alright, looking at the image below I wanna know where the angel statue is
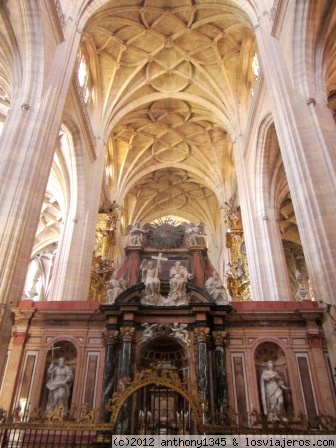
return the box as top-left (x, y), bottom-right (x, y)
top-left (140, 323), bottom-right (158, 344)
top-left (125, 221), bottom-right (146, 246)
top-left (170, 323), bottom-right (190, 346)
top-left (184, 222), bottom-right (207, 246)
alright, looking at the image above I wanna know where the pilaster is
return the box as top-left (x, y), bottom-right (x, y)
top-left (194, 327), bottom-right (210, 405)
top-left (100, 329), bottom-right (119, 422)
top-left (212, 331), bottom-right (229, 412)
top-left (0, 306), bottom-right (35, 411)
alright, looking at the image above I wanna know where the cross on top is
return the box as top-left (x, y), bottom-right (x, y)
top-left (151, 252), bottom-right (168, 263)
top-left (151, 253), bottom-right (168, 278)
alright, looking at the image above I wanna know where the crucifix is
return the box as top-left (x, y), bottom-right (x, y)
top-left (46, 344), bottom-right (61, 362)
top-left (151, 252), bottom-right (168, 278)
top-left (46, 345), bottom-right (61, 382)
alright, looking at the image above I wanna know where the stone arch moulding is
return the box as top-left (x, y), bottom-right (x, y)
top-left (254, 114), bottom-right (279, 218)
top-left (250, 336), bottom-right (290, 360)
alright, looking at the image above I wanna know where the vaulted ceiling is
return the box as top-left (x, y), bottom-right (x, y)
top-left (81, 0), bottom-right (258, 238)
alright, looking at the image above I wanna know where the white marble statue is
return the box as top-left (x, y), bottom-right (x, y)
top-left (167, 261), bottom-right (193, 305)
top-left (205, 271), bottom-right (229, 304)
top-left (139, 258), bottom-right (163, 305)
top-left (46, 357), bottom-right (73, 417)
top-left (106, 272), bottom-right (127, 304)
top-left (170, 323), bottom-right (190, 346)
top-left (260, 360), bottom-right (289, 422)
top-left (127, 220), bottom-right (146, 245)
top-left (140, 323), bottom-right (158, 344)
top-left (184, 222), bottom-right (207, 246)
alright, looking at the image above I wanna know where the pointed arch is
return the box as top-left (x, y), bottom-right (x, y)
top-left (254, 114), bottom-right (286, 220)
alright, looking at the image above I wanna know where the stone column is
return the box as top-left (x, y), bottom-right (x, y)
top-left (232, 136), bottom-right (292, 302)
top-left (212, 331), bottom-right (229, 413)
top-left (100, 329), bottom-right (119, 422)
top-left (254, 10), bottom-right (336, 362)
top-left (47, 139), bottom-right (107, 302)
top-left (115, 327), bottom-right (135, 433)
top-left (0, 11), bottom-right (81, 368)
top-left (194, 326), bottom-right (210, 423)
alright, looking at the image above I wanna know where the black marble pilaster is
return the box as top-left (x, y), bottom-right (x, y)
top-left (215, 345), bottom-right (229, 411)
top-left (100, 331), bottom-right (119, 422)
top-left (119, 341), bottom-right (132, 380)
top-left (198, 341), bottom-right (208, 400)
top-left (115, 327), bottom-right (134, 434)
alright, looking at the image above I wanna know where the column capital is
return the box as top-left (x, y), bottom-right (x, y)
top-left (102, 329), bottom-right (119, 346)
top-left (194, 327), bottom-right (210, 342)
top-left (120, 326), bottom-right (135, 342)
top-left (212, 331), bottom-right (227, 346)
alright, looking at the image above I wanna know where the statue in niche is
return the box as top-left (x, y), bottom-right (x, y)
top-left (167, 261), bottom-right (193, 305)
top-left (184, 222), bottom-right (207, 246)
top-left (46, 357), bottom-right (73, 418)
top-left (260, 360), bottom-right (289, 422)
top-left (126, 220), bottom-right (146, 246)
top-left (140, 259), bottom-right (162, 305)
top-left (106, 272), bottom-right (127, 304)
top-left (170, 323), bottom-right (190, 346)
top-left (205, 271), bottom-right (229, 304)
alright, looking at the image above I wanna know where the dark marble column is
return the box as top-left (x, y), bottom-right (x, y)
top-left (194, 326), bottom-right (210, 423)
top-left (100, 329), bottom-right (119, 422)
top-left (213, 331), bottom-right (229, 413)
top-left (115, 326), bottom-right (135, 433)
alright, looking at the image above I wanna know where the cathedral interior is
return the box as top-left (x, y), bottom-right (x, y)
top-left (0, 0), bottom-right (336, 442)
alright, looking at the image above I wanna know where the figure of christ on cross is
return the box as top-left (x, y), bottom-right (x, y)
top-left (140, 253), bottom-right (168, 298)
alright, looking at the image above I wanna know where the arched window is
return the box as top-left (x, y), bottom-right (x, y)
top-left (78, 54), bottom-right (87, 87)
top-left (24, 257), bottom-right (42, 300)
top-left (252, 52), bottom-right (260, 79)
top-left (77, 53), bottom-right (91, 103)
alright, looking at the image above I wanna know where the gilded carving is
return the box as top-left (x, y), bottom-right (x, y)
top-left (194, 327), bottom-right (210, 342)
top-left (224, 207), bottom-right (251, 301)
top-left (212, 331), bottom-right (227, 346)
top-left (120, 327), bottom-right (135, 342)
top-left (102, 329), bottom-right (119, 345)
top-left (105, 369), bottom-right (205, 432)
top-left (78, 403), bottom-right (95, 424)
top-left (47, 405), bottom-right (65, 424)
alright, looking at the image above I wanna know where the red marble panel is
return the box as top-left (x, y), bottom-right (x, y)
top-left (297, 356), bottom-right (318, 423)
top-left (83, 355), bottom-right (98, 409)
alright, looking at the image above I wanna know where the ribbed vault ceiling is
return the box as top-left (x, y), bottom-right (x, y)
top-left (82, 0), bottom-right (257, 231)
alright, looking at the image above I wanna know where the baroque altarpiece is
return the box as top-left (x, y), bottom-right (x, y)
top-left (2, 219), bottom-right (335, 435)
